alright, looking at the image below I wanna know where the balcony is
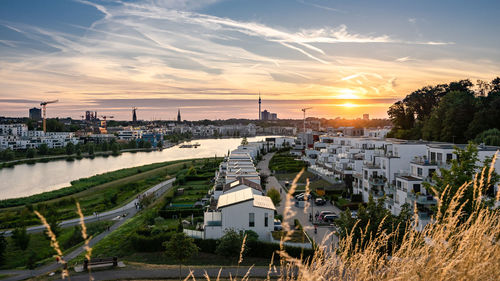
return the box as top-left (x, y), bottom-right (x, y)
top-left (407, 193), bottom-right (437, 205)
top-left (369, 176), bottom-right (386, 186)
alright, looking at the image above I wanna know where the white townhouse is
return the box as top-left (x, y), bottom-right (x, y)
top-left (203, 188), bottom-right (275, 240)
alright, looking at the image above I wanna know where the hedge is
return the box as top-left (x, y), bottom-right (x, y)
top-left (130, 231), bottom-right (174, 252)
top-left (159, 207), bottom-right (204, 219)
top-left (192, 238), bottom-right (314, 260)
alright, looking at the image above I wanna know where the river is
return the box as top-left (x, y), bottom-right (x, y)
top-left (0, 136), bottom-right (278, 200)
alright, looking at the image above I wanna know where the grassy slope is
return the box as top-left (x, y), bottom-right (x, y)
top-left (0, 221), bottom-right (112, 270)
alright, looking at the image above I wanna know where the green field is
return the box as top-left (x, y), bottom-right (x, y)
top-left (269, 152), bottom-right (306, 173)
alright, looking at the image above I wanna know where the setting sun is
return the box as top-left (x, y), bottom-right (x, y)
top-left (340, 102), bottom-right (359, 108)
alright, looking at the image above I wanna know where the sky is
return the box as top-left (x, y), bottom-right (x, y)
top-left (0, 0), bottom-right (499, 121)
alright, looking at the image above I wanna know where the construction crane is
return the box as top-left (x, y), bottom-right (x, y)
top-left (301, 107), bottom-right (312, 148)
top-left (99, 115), bottom-right (114, 128)
top-left (301, 107), bottom-right (312, 133)
top-left (40, 99), bottom-right (59, 133)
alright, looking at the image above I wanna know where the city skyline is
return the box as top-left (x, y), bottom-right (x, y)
top-left (1, 0), bottom-right (500, 120)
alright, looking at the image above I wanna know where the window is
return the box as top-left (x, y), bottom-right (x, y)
top-left (437, 153), bottom-right (442, 162)
top-left (417, 168), bottom-right (423, 177)
top-left (446, 153), bottom-right (453, 163)
top-left (431, 152), bottom-right (436, 161)
top-left (264, 213), bottom-right (268, 227)
top-left (249, 213), bottom-right (255, 227)
top-left (413, 184), bottom-right (421, 193)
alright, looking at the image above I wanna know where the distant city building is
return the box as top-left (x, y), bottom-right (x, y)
top-left (132, 108), bottom-right (137, 123)
top-left (363, 114), bottom-right (370, 120)
top-left (261, 110), bottom-right (278, 121)
top-left (29, 107), bottom-right (42, 121)
top-left (177, 109), bottom-right (181, 122)
top-left (258, 93), bottom-right (262, 120)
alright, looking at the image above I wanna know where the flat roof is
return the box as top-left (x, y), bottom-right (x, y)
top-left (217, 188), bottom-right (275, 210)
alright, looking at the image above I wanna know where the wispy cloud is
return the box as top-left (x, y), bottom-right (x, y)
top-left (296, 0), bottom-right (345, 13)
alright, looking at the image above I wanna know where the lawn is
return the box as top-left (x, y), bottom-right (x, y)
top-left (0, 220), bottom-right (112, 270)
top-left (125, 252), bottom-right (271, 266)
top-left (269, 152), bottom-right (306, 173)
top-left (271, 230), bottom-right (309, 243)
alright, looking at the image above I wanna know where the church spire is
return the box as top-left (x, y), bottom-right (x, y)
top-left (258, 91), bottom-right (261, 120)
top-left (177, 109), bottom-right (181, 122)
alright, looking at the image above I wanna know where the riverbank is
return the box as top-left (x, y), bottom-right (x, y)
top-left (0, 147), bottom-right (159, 169)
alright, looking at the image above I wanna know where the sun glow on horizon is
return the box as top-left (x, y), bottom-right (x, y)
top-left (340, 102), bottom-right (359, 108)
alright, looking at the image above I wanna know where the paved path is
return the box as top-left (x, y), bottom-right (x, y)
top-left (0, 178), bottom-right (176, 281)
top-left (54, 266), bottom-right (281, 281)
top-left (257, 153), bottom-right (340, 250)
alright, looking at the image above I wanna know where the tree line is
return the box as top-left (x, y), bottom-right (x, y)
top-left (387, 78), bottom-right (500, 145)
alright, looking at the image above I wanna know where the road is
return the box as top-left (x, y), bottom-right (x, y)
top-left (0, 178), bottom-right (176, 281)
top-left (257, 153), bottom-right (340, 250)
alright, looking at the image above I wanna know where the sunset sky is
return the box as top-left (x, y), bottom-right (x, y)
top-left (1, 0), bottom-right (499, 120)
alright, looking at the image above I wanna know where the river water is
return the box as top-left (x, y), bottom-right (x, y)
top-left (0, 136), bottom-right (277, 200)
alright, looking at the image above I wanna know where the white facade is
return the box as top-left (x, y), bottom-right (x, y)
top-left (204, 188), bottom-right (275, 240)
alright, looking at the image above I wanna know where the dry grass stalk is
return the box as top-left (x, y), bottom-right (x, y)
top-left (75, 201), bottom-right (94, 281)
top-left (34, 211), bottom-right (70, 279)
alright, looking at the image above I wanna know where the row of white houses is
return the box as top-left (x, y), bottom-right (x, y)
top-left (187, 137), bottom-right (294, 241)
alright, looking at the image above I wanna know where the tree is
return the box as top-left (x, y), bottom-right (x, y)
top-left (424, 143), bottom-right (499, 220)
top-left (12, 227), bottom-right (30, 250)
top-left (128, 139), bottom-right (137, 149)
top-left (163, 232), bottom-right (198, 280)
top-left (241, 137), bottom-right (249, 145)
top-left (38, 144), bottom-right (49, 155)
top-left (215, 229), bottom-right (246, 260)
top-left (88, 143), bottom-right (95, 156)
top-left (65, 142), bottom-right (75, 155)
top-left (26, 148), bottom-right (36, 159)
top-left (335, 196), bottom-right (412, 254)
top-left (111, 143), bottom-right (120, 156)
top-left (0, 233), bottom-right (6, 265)
top-left (474, 128), bottom-right (500, 146)
top-left (267, 188), bottom-right (281, 207)
top-left (144, 141), bottom-right (152, 149)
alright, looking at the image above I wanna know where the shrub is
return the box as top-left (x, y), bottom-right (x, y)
top-left (131, 231), bottom-right (174, 252)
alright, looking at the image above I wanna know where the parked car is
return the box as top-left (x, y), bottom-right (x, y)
top-left (274, 219), bottom-right (283, 231)
top-left (295, 193), bottom-right (311, 201)
top-left (323, 214), bottom-right (339, 223)
top-left (351, 210), bottom-right (358, 219)
top-left (318, 210), bottom-right (334, 221)
top-left (315, 198), bottom-right (326, 206)
top-left (294, 193), bottom-right (305, 200)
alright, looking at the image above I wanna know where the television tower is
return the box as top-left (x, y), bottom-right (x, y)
top-left (258, 92), bottom-right (261, 120)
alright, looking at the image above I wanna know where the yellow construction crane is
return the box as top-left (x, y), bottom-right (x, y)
top-left (301, 107), bottom-right (312, 133)
top-left (40, 99), bottom-right (59, 133)
top-left (99, 115), bottom-right (114, 130)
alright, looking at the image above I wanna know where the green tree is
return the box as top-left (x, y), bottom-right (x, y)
top-left (424, 143), bottom-right (499, 220)
top-left (111, 143), bottom-right (120, 156)
top-left (101, 141), bottom-right (109, 151)
top-left (0, 233), bottom-right (6, 265)
top-left (215, 229), bottom-right (246, 260)
top-left (88, 143), bottom-right (95, 156)
top-left (163, 232), bottom-right (199, 280)
top-left (144, 141), bottom-right (152, 149)
top-left (65, 142), bottom-right (75, 155)
top-left (38, 144), bottom-right (49, 155)
top-left (241, 137), bottom-right (249, 145)
top-left (267, 188), bottom-right (281, 207)
top-left (26, 148), bottom-right (36, 159)
top-left (1, 149), bottom-right (15, 161)
top-left (335, 196), bottom-right (411, 254)
top-left (128, 139), bottom-right (137, 149)
top-left (474, 128), bottom-right (500, 146)
top-left (12, 227), bottom-right (30, 250)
